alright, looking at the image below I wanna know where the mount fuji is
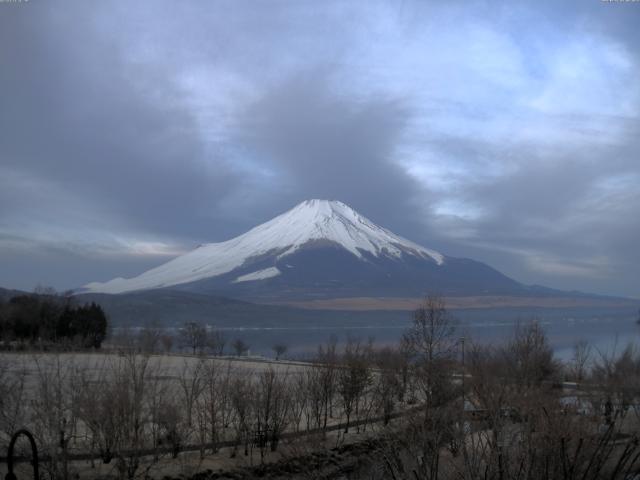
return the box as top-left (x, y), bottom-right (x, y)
top-left (82, 199), bottom-right (540, 301)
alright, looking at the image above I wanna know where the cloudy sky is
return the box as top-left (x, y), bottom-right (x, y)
top-left (1, 0), bottom-right (639, 297)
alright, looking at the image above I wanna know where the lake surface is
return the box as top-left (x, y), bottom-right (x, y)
top-left (116, 305), bottom-right (639, 361)
top-left (212, 306), bottom-right (640, 361)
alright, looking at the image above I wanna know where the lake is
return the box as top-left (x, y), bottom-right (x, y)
top-left (212, 306), bottom-right (640, 361)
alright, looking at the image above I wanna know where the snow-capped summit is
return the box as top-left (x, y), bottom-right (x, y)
top-left (83, 200), bottom-right (444, 294)
top-left (241, 199), bottom-right (444, 263)
top-left (84, 199), bottom-right (524, 299)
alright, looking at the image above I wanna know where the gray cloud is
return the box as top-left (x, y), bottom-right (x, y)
top-left (0, 1), bottom-right (243, 241)
top-left (0, 0), bottom-right (639, 297)
top-left (422, 117), bottom-right (640, 295)
top-left (232, 71), bottom-right (428, 232)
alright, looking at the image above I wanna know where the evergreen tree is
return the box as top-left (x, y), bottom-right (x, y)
top-left (0, 290), bottom-right (108, 349)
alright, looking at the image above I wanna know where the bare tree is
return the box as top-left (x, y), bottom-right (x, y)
top-left (111, 326), bottom-right (137, 353)
top-left (316, 336), bottom-right (339, 435)
top-left (289, 372), bottom-right (309, 433)
top-left (177, 359), bottom-right (205, 433)
top-left (77, 357), bottom-right (118, 465)
top-left (231, 338), bottom-right (249, 356)
top-left (372, 347), bottom-right (402, 425)
top-left (179, 322), bottom-right (208, 355)
top-left (592, 344), bottom-right (640, 422)
top-left (337, 338), bottom-right (372, 433)
top-left (456, 339), bottom-right (640, 480)
top-left (272, 343), bottom-right (288, 360)
top-left (30, 354), bottom-right (80, 480)
top-left (160, 334), bottom-right (174, 354)
top-left (380, 296), bottom-right (459, 480)
top-left (570, 339), bottom-right (592, 382)
top-left (253, 367), bottom-right (292, 461)
top-left (229, 375), bottom-right (252, 458)
top-left (505, 320), bottom-right (558, 387)
top-left (115, 353), bottom-right (151, 480)
top-left (402, 295), bottom-right (458, 409)
top-left (80, 352), bottom-right (155, 480)
top-left (144, 364), bottom-right (175, 461)
top-left (199, 359), bottom-right (233, 453)
top-left (207, 329), bottom-right (226, 356)
top-left (137, 322), bottom-right (162, 354)
top-left (155, 395), bottom-right (183, 459)
top-left (0, 356), bottom-right (28, 446)
top-left (303, 367), bottom-right (325, 433)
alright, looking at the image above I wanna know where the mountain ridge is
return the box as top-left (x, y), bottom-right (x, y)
top-left (80, 200), bottom-right (603, 302)
top-left (83, 199), bottom-right (446, 295)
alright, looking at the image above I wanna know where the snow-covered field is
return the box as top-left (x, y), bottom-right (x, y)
top-left (0, 352), bottom-right (312, 388)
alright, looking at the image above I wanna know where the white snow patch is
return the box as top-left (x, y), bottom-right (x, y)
top-left (233, 267), bottom-right (281, 283)
top-left (83, 199), bottom-right (444, 294)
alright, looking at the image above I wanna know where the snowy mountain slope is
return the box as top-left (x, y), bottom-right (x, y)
top-left (83, 199), bottom-right (445, 294)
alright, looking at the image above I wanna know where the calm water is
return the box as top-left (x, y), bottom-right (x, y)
top-left (214, 307), bottom-right (640, 361)
top-left (118, 306), bottom-right (639, 361)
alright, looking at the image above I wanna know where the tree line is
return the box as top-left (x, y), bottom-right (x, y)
top-left (115, 320), bottom-right (283, 359)
top-left (0, 288), bottom-right (108, 349)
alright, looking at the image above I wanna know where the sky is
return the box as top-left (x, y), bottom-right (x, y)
top-left (0, 0), bottom-right (639, 297)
